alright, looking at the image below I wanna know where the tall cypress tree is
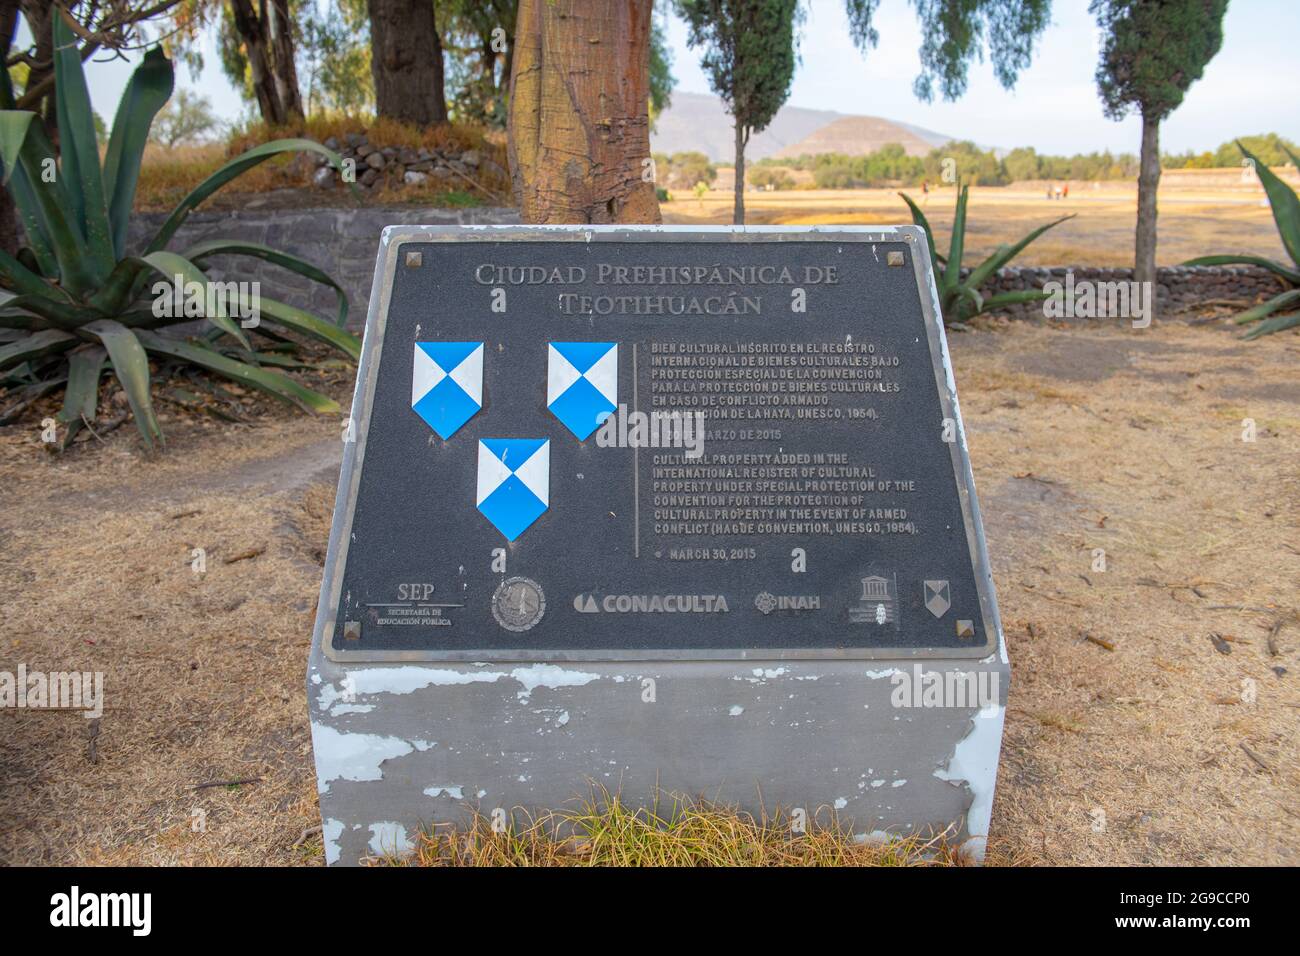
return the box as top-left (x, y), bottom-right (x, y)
top-left (676, 0), bottom-right (800, 225)
top-left (1092, 0), bottom-right (1228, 300)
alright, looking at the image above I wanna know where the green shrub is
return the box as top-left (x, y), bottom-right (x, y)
top-left (900, 182), bottom-right (1073, 326)
top-left (1184, 141), bottom-right (1300, 338)
top-left (0, 20), bottom-right (357, 450)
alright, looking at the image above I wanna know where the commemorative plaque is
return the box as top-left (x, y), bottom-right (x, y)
top-left (309, 226), bottom-right (1008, 865)
top-left (320, 227), bottom-right (998, 661)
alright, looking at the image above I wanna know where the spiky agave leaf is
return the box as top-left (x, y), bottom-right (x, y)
top-left (52, 15), bottom-right (114, 275)
top-left (1181, 252), bottom-right (1300, 286)
top-left (898, 191), bottom-right (942, 270)
top-left (184, 239), bottom-right (349, 327)
top-left (964, 214), bottom-right (1075, 292)
top-left (102, 46), bottom-right (173, 259)
top-left (1238, 141), bottom-right (1300, 268)
top-left (1182, 143), bottom-right (1300, 338)
top-left (253, 296), bottom-right (360, 361)
top-left (135, 330), bottom-right (340, 414)
top-left (1242, 310), bottom-right (1300, 339)
top-left (0, 109), bottom-right (34, 185)
top-left (1232, 287), bottom-right (1300, 326)
top-left (0, 328), bottom-right (76, 372)
top-left (4, 116), bottom-right (97, 295)
top-left (130, 250), bottom-right (252, 348)
top-left (57, 345), bottom-right (107, 448)
top-left (83, 320), bottom-right (164, 450)
top-left (943, 184), bottom-right (969, 295)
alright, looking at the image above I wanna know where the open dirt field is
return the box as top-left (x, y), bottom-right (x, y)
top-left (664, 170), bottom-right (1291, 268)
top-left (0, 320), bottom-right (1296, 865)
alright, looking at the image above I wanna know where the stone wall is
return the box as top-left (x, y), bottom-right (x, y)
top-left (128, 206), bottom-right (520, 331)
top-left (129, 207), bottom-right (1281, 329)
top-left (976, 264), bottom-right (1282, 321)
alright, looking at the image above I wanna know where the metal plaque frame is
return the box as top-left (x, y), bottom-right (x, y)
top-left (314, 225), bottom-right (1003, 663)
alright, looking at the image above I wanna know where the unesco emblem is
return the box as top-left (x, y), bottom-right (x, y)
top-left (491, 577), bottom-right (546, 632)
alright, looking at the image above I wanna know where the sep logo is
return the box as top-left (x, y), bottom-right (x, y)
top-left (397, 583), bottom-right (436, 601)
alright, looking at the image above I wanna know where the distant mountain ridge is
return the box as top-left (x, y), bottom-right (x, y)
top-left (651, 91), bottom-right (953, 162)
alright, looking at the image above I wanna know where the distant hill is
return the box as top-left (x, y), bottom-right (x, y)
top-left (650, 91), bottom-right (952, 162)
top-left (773, 116), bottom-right (942, 159)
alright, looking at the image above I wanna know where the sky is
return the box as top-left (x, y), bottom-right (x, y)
top-left (75, 0), bottom-right (1300, 157)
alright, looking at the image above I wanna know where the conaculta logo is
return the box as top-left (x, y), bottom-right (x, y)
top-left (573, 593), bottom-right (729, 613)
top-left (49, 886), bottom-right (151, 936)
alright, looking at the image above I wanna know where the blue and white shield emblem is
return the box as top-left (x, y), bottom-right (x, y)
top-left (547, 342), bottom-right (617, 440)
top-left (412, 341), bottom-right (483, 439)
top-left (476, 439), bottom-right (549, 540)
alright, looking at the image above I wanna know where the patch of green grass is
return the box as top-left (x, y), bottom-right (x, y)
top-left (438, 189), bottom-right (483, 207)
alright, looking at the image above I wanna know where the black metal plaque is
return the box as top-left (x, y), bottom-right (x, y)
top-left (318, 227), bottom-right (1001, 661)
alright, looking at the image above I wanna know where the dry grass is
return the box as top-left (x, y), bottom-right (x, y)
top-left (225, 115), bottom-right (491, 157)
top-left (0, 320), bottom-right (1296, 866)
top-left (135, 115), bottom-right (507, 212)
top-left (386, 787), bottom-right (987, 867)
top-left (663, 182), bottom-right (1289, 267)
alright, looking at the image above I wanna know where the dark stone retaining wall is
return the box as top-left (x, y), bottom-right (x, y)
top-left (976, 264), bottom-right (1282, 321)
top-left (128, 206), bottom-right (521, 332)
top-left (129, 207), bottom-right (1281, 329)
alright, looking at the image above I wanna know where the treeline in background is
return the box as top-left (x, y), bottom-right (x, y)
top-left (656, 132), bottom-right (1298, 192)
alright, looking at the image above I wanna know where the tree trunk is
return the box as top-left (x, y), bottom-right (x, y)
top-left (367, 0), bottom-right (448, 126)
top-left (231, 0), bottom-right (287, 125)
top-left (19, 0), bottom-right (55, 139)
top-left (733, 122), bottom-right (747, 225)
top-left (0, 0), bottom-right (21, 256)
top-left (268, 0), bottom-right (304, 121)
top-left (501, 35), bottom-right (515, 99)
top-left (508, 0), bottom-right (660, 224)
top-left (1135, 109), bottom-right (1160, 304)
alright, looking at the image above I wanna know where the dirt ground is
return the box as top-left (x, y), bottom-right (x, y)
top-left (0, 319), bottom-right (1296, 866)
top-left (663, 178), bottom-right (1289, 268)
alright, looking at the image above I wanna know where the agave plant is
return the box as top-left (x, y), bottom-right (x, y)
top-left (900, 183), bottom-right (1074, 326)
top-left (0, 18), bottom-right (358, 450)
top-left (1185, 142), bottom-right (1300, 338)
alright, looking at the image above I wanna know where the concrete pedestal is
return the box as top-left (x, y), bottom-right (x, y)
top-left (308, 648), bottom-right (1008, 864)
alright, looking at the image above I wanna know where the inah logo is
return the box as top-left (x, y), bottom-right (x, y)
top-left (49, 886), bottom-right (151, 936)
top-left (754, 592), bottom-right (820, 614)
